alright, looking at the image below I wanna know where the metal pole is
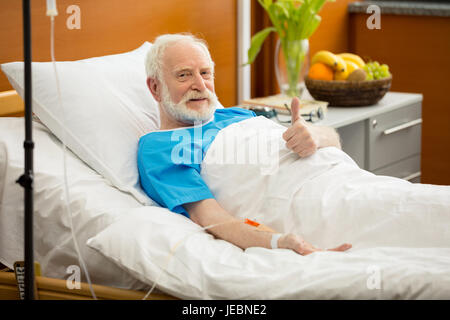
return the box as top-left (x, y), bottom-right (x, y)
top-left (16, 0), bottom-right (35, 300)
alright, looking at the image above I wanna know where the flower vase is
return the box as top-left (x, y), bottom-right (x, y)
top-left (275, 38), bottom-right (309, 98)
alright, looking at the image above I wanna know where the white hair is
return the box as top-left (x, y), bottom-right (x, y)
top-left (145, 33), bottom-right (215, 81)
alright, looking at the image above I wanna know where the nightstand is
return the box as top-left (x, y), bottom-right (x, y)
top-left (275, 91), bottom-right (423, 183)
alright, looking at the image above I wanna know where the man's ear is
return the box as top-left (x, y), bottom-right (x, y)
top-left (147, 77), bottom-right (162, 102)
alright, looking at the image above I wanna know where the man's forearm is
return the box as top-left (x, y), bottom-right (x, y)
top-left (184, 199), bottom-right (275, 250)
top-left (310, 124), bottom-right (342, 149)
top-left (184, 198), bottom-right (352, 255)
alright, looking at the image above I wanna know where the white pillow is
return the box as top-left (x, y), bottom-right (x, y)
top-left (1, 42), bottom-right (159, 205)
top-left (86, 207), bottom-right (246, 299)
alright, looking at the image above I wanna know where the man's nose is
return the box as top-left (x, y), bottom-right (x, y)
top-left (191, 72), bottom-right (207, 91)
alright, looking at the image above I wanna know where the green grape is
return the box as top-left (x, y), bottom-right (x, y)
top-left (364, 61), bottom-right (391, 80)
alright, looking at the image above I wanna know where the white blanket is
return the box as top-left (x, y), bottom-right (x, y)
top-left (201, 116), bottom-right (450, 250)
top-left (88, 116), bottom-right (450, 299)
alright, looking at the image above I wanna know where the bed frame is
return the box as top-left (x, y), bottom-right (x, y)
top-left (0, 90), bottom-right (24, 117)
top-left (0, 90), bottom-right (177, 300)
top-left (0, 263), bottom-right (175, 300)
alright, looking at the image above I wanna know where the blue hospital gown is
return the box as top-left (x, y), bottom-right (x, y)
top-left (137, 107), bottom-right (256, 218)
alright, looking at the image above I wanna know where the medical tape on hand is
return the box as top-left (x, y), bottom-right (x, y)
top-left (271, 233), bottom-right (282, 249)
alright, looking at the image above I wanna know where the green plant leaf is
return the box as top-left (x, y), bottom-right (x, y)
top-left (265, 3), bottom-right (279, 32)
top-left (265, 0), bottom-right (274, 7)
top-left (274, 1), bottom-right (290, 19)
top-left (295, 1), bottom-right (309, 25)
top-left (298, 7), bottom-right (314, 39)
top-left (303, 14), bottom-right (321, 39)
top-left (309, 0), bottom-right (327, 14)
top-left (249, 0), bottom-right (333, 64)
top-left (245, 27), bottom-right (276, 65)
top-left (272, 2), bottom-right (290, 28)
top-left (258, 0), bottom-right (272, 10)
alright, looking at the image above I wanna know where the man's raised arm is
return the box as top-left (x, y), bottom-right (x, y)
top-left (184, 198), bottom-right (352, 255)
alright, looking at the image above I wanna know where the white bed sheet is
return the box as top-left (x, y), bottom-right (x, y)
top-left (0, 117), bottom-right (150, 290)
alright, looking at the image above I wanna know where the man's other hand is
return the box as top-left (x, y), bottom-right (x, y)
top-left (282, 97), bottom-right (320, 158)
top-left (278, 233), bottom-right (352, 255)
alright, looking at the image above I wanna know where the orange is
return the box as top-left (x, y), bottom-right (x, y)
top-left (308, 62), bottom-right (334, 81)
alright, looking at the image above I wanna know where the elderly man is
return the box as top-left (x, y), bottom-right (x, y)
top-left (138, 33), bottom-right (352, 255)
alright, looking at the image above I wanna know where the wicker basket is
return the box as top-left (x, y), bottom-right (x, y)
top-left (305, 76), bottom-right (392, 107)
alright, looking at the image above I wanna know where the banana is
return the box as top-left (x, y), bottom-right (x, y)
top-left (334, 60), bottom-right (359, 80)
top-left (345, 60), bottom-right (360, 75)
top-left (335, 55), bottom-right (347, 73)
top-left (334, 68), bottom-right (349, 80)
top-left (311, 50), bottom-right (346, 73)
top-left (337, 53), bottom-right (366, 68)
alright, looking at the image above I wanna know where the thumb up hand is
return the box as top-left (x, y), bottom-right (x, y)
top-left (290, 96), bottom-right (302, 124)
top-left (282, 97), bottom-right (319, 158)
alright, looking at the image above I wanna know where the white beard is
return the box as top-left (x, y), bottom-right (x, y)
top-left (160, 81), bottom-right (218, 125)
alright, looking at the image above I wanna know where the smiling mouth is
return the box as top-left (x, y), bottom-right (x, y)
top-left (188, 98), bottom-right (209, 106)
top-left (189, 98), bottom-right (207, 102)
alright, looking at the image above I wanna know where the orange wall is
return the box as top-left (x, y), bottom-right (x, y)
top-left (349, 13), bottom-right (450, 185)
top-left (0, 0), bottom-right (237, 107)
top-left (309, 0), bottom-right (358, 58)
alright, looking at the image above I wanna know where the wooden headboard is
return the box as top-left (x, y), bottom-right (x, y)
top-left (0, 90), bottom-right (23, 117)
top-left (0, 0), bottom-right (238, 116)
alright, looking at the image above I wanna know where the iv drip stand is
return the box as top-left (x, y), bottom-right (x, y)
top-left (16, 0), bottom-right (35, 300)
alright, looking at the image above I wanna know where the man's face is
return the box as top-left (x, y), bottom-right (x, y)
top-left (160, 41), bottom-right (217, 124)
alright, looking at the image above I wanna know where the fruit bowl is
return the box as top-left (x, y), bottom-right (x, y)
top-left (305, 75), bottom-right (392, 107)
